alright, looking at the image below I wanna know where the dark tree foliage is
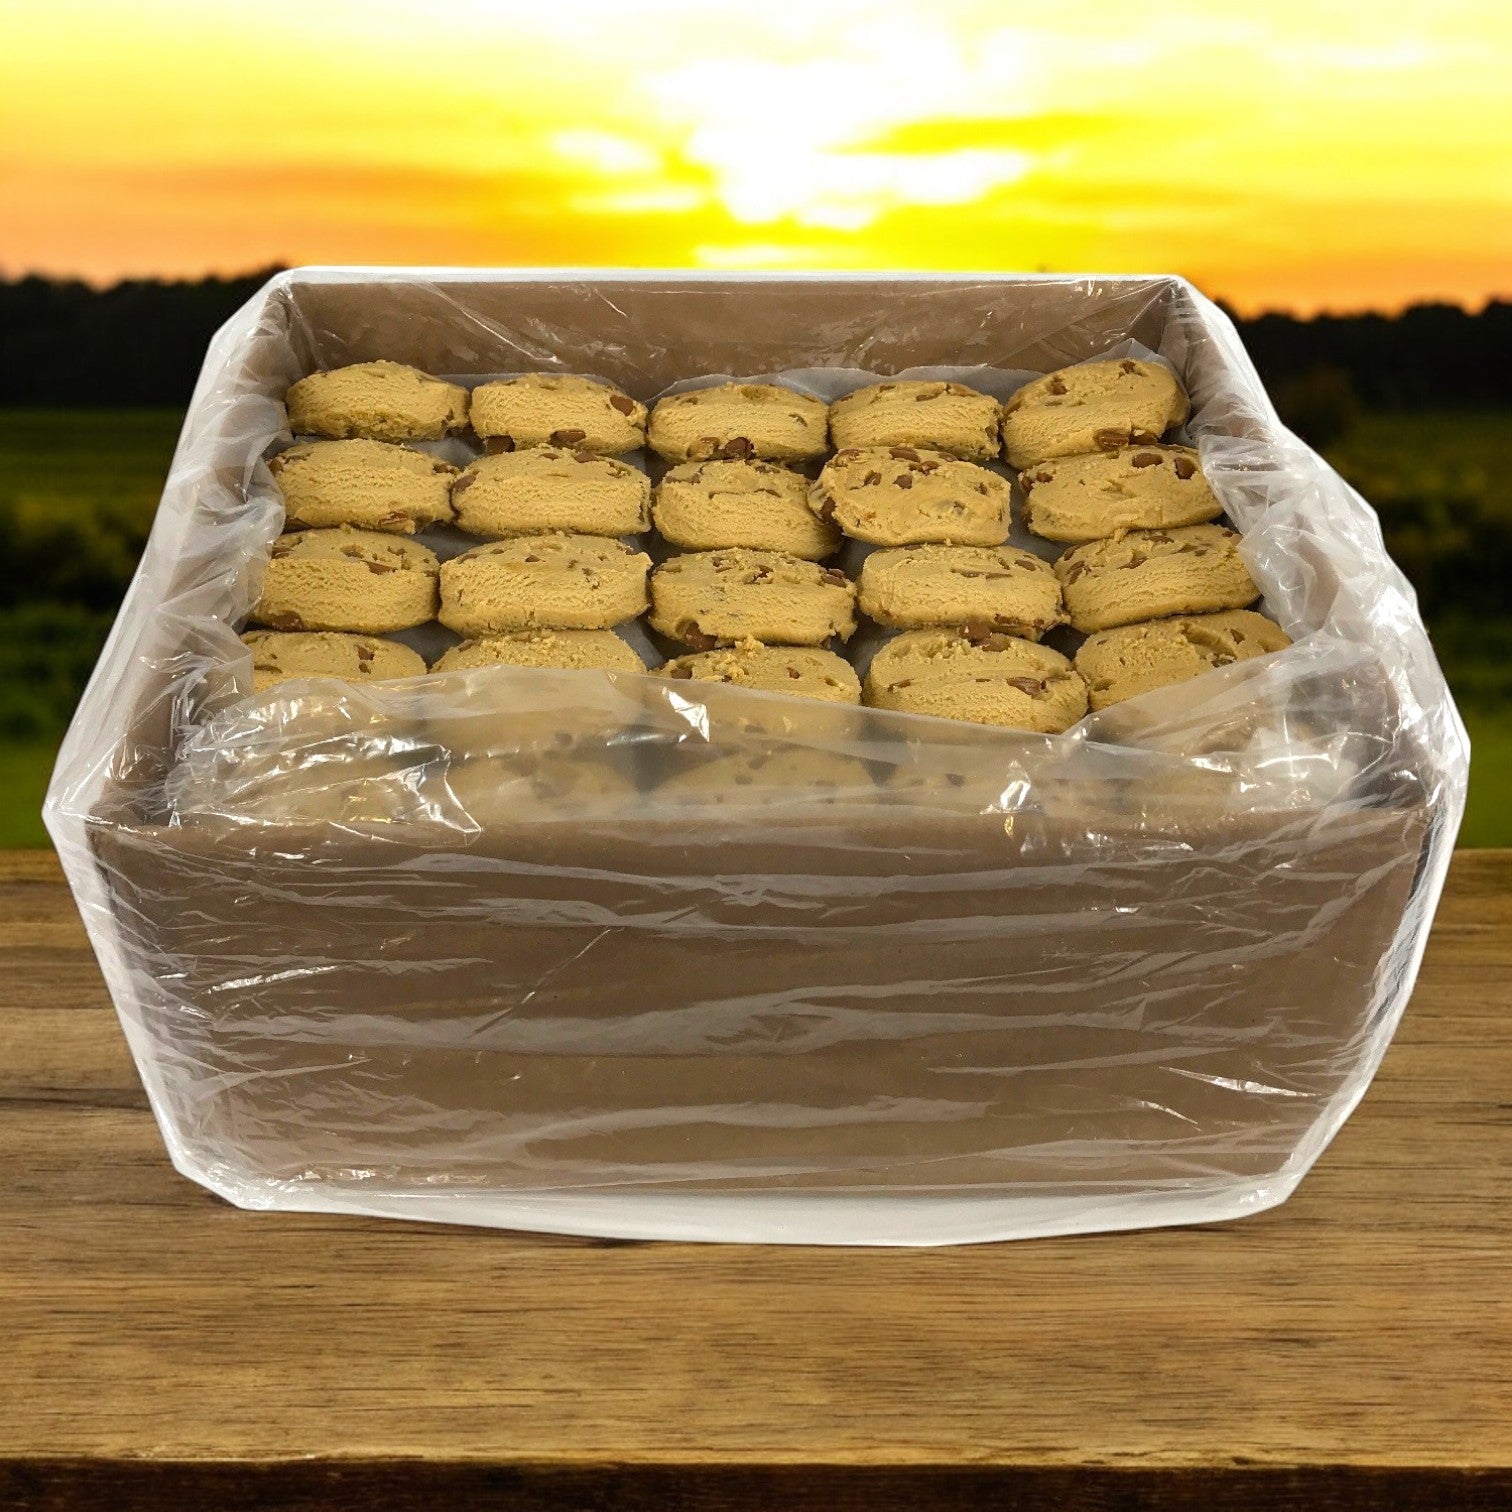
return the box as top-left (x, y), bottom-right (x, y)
top-left (1223, 299), bottom-right (1512, 410)
top-left (0, 272), bottom-right (1507, 408)
top-left (0, 270), bottom-right (284, 406)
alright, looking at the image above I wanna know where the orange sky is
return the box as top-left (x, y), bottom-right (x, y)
top-left (3, 0), bottom-right (1510, 313)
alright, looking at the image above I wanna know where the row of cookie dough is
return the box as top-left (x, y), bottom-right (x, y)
top-left (271, 440), bottom-right (841, 558)
top-left (284, 357), bottom-right (1187, 468)
top-left (242, 628), bottom-right (863, 704)
top-left (267, 425), bottom-right (1218, 554)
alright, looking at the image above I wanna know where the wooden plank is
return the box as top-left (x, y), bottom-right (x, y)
top-left (1, 849), bottom-right (1508, 1508)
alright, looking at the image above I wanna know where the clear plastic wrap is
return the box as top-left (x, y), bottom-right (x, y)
top-left (45, 270), bottom-right (1468, 1244)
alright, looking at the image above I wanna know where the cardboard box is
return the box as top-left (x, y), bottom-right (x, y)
top-left (49, 271), bottom-right (1464, 1243)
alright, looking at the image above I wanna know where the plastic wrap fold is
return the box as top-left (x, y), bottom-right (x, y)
top-left (45, 270), bottom-right (1467, 1244)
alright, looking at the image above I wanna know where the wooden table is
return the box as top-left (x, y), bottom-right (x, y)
top-left (2, 849), bottom-right (1508, 1511)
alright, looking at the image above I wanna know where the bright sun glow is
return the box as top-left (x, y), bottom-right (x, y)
top-left (1, 0), bottom-right (1509, 312)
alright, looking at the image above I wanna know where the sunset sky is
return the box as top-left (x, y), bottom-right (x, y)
top-left (3, 0), bottom-right (1510, 313)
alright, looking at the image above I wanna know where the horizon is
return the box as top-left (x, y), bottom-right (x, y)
top-left (1, 264), bottom-right (1508, 324)
top-left (5, 1), bottom-right (1510, 318)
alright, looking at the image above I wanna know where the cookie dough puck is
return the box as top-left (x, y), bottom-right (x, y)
top-left (829, 380), bottom-right (1001, 461)
top-left (648, 383), bottom-right (828, 463)
top-left (254, 526), bottom-right (439, 632)
top-left (653, 458), bottom-right (840, 559)
top-left (432, 628), bottom-right (646, 675)
top-left (285, 361), bottom-right (468, 442)
top-left (863, 629), bottom-right (1089, 733)
top-left (268, 439), bottom-right (457, 533)
top-left (241, 630), bottom-right (426, 692)
top-left (659, 641), bottom-right (861, 703)
top-left (649, 549), bottom-right (856, 648)
top-left (1076, 610), bottom-right (1292, 709)
top-left (1020, 443), bottom-right (1221, 542)
top-left (451, 446), bottom-right (650, 539)
top-left (1055, 524), bottom-right (1258, 634)
top-left (856, 545), bottom-right (1066, 638)
top-left (439, 532), bottom-right (651, 636)
top-left (468, 374), bottom-right (646, 455)
top-left (1001, 358), bottom-right (1189, 468)
top-left (811, 447), bottom-right (1010, 547)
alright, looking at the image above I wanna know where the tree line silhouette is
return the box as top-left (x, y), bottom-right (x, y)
top-left (0, 270), bottom-right (1507, 409)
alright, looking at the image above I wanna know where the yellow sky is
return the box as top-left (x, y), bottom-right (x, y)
top-left (3, 0), bottom-right (1510, 312)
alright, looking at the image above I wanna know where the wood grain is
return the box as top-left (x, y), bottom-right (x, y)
top-left (1, 849), bottom-right (1508, 1510)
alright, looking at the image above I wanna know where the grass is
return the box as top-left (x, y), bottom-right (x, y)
top-left (1326, 410), bottom-right (1512, 507)
top-left (0, 743), bottom-right (57, 850)
top-left (0, 408), bottom-right (183, 527)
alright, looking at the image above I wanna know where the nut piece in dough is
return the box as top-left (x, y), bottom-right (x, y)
top-left (1019, 443), bottom-right (1221, 542)
top-left (1001, 358), bottom-right (1189, 469)
top-left (254, 526), bottom-right (439, 633)
top-left (469, 374), bottom-right (647, 455)
top-left (863, 628), bottom-right (1089, 732)
top-left (285, 361), bottom-right (468, 442)
top-left (451, 446), bottom-right (650, 539)
top-left (648, 383), bottom-right (828, 464)
top-left (1075, 610), bottom-right (1292, 709)
top-left (268, 439), bottom-right (457, 534)
top-left (1054, 524), bottom-right (1258, 634)
top-left (649, 549), bottom-right (856, 648)
top-left (810, 447), bottom-right (1010, 547)
top-left (654, 458), bottom-right (839, 559)
top-left (829, 380), bottom-right (1000, 461)
top-left (439, 532), bottom-right (650, 636)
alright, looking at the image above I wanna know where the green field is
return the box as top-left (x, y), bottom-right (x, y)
top-left (0, 407), bottom-right (1506, 848)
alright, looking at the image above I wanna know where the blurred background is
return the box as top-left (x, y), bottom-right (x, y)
top-left (2, 0), bottom-right (1507, 846)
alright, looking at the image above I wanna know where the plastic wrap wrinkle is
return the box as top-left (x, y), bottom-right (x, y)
top-left (45, 270), bottom-right (1465, 1244)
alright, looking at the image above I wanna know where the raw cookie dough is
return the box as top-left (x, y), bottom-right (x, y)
top-left (285, 361), bottom-right (468, 442)
top-left (431, 628), bottom-right (646, 675)
top-left (241, 630), bottom-right (427, 692)
top-left (1055, 524), bottom-right (1259, 634)
top-left (439, 532), bottom-right (650, 636)
top-left (1075, 610), bottom-right (1292, 710)
top-left (653, 458), bottom-right (840, 559)
top-left (810, 447), bottom-right (1010, 546)
top-left (1019, 443), bottom-right (1222, 542)
top-left (468, 374), bottom-right (647, 455)
top-left (652, 747), bottom-right (875, 809)
top-left (647, 383), bottom-right (828, 464)
top-left (658, 641), bottom-right (861, 703)
top-left (268, 439), bottom-right (457, 534)
top-left (856, 544), bottom-right (1066, 639)
top-left (649, 549), bottom-right (856, 648)
top-left (253, 526), bottom-right (439, 632)
top-left (829, 380), bottom-right (1000, 461)
top-left (1001, 358), bottom-right (1189, 468)
top-left (444, 754), bottom-right (638, 823)
top-left (451, 446), bottom-right (650, 539)
top-left (863, 628), bottom-right (1089, 733)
